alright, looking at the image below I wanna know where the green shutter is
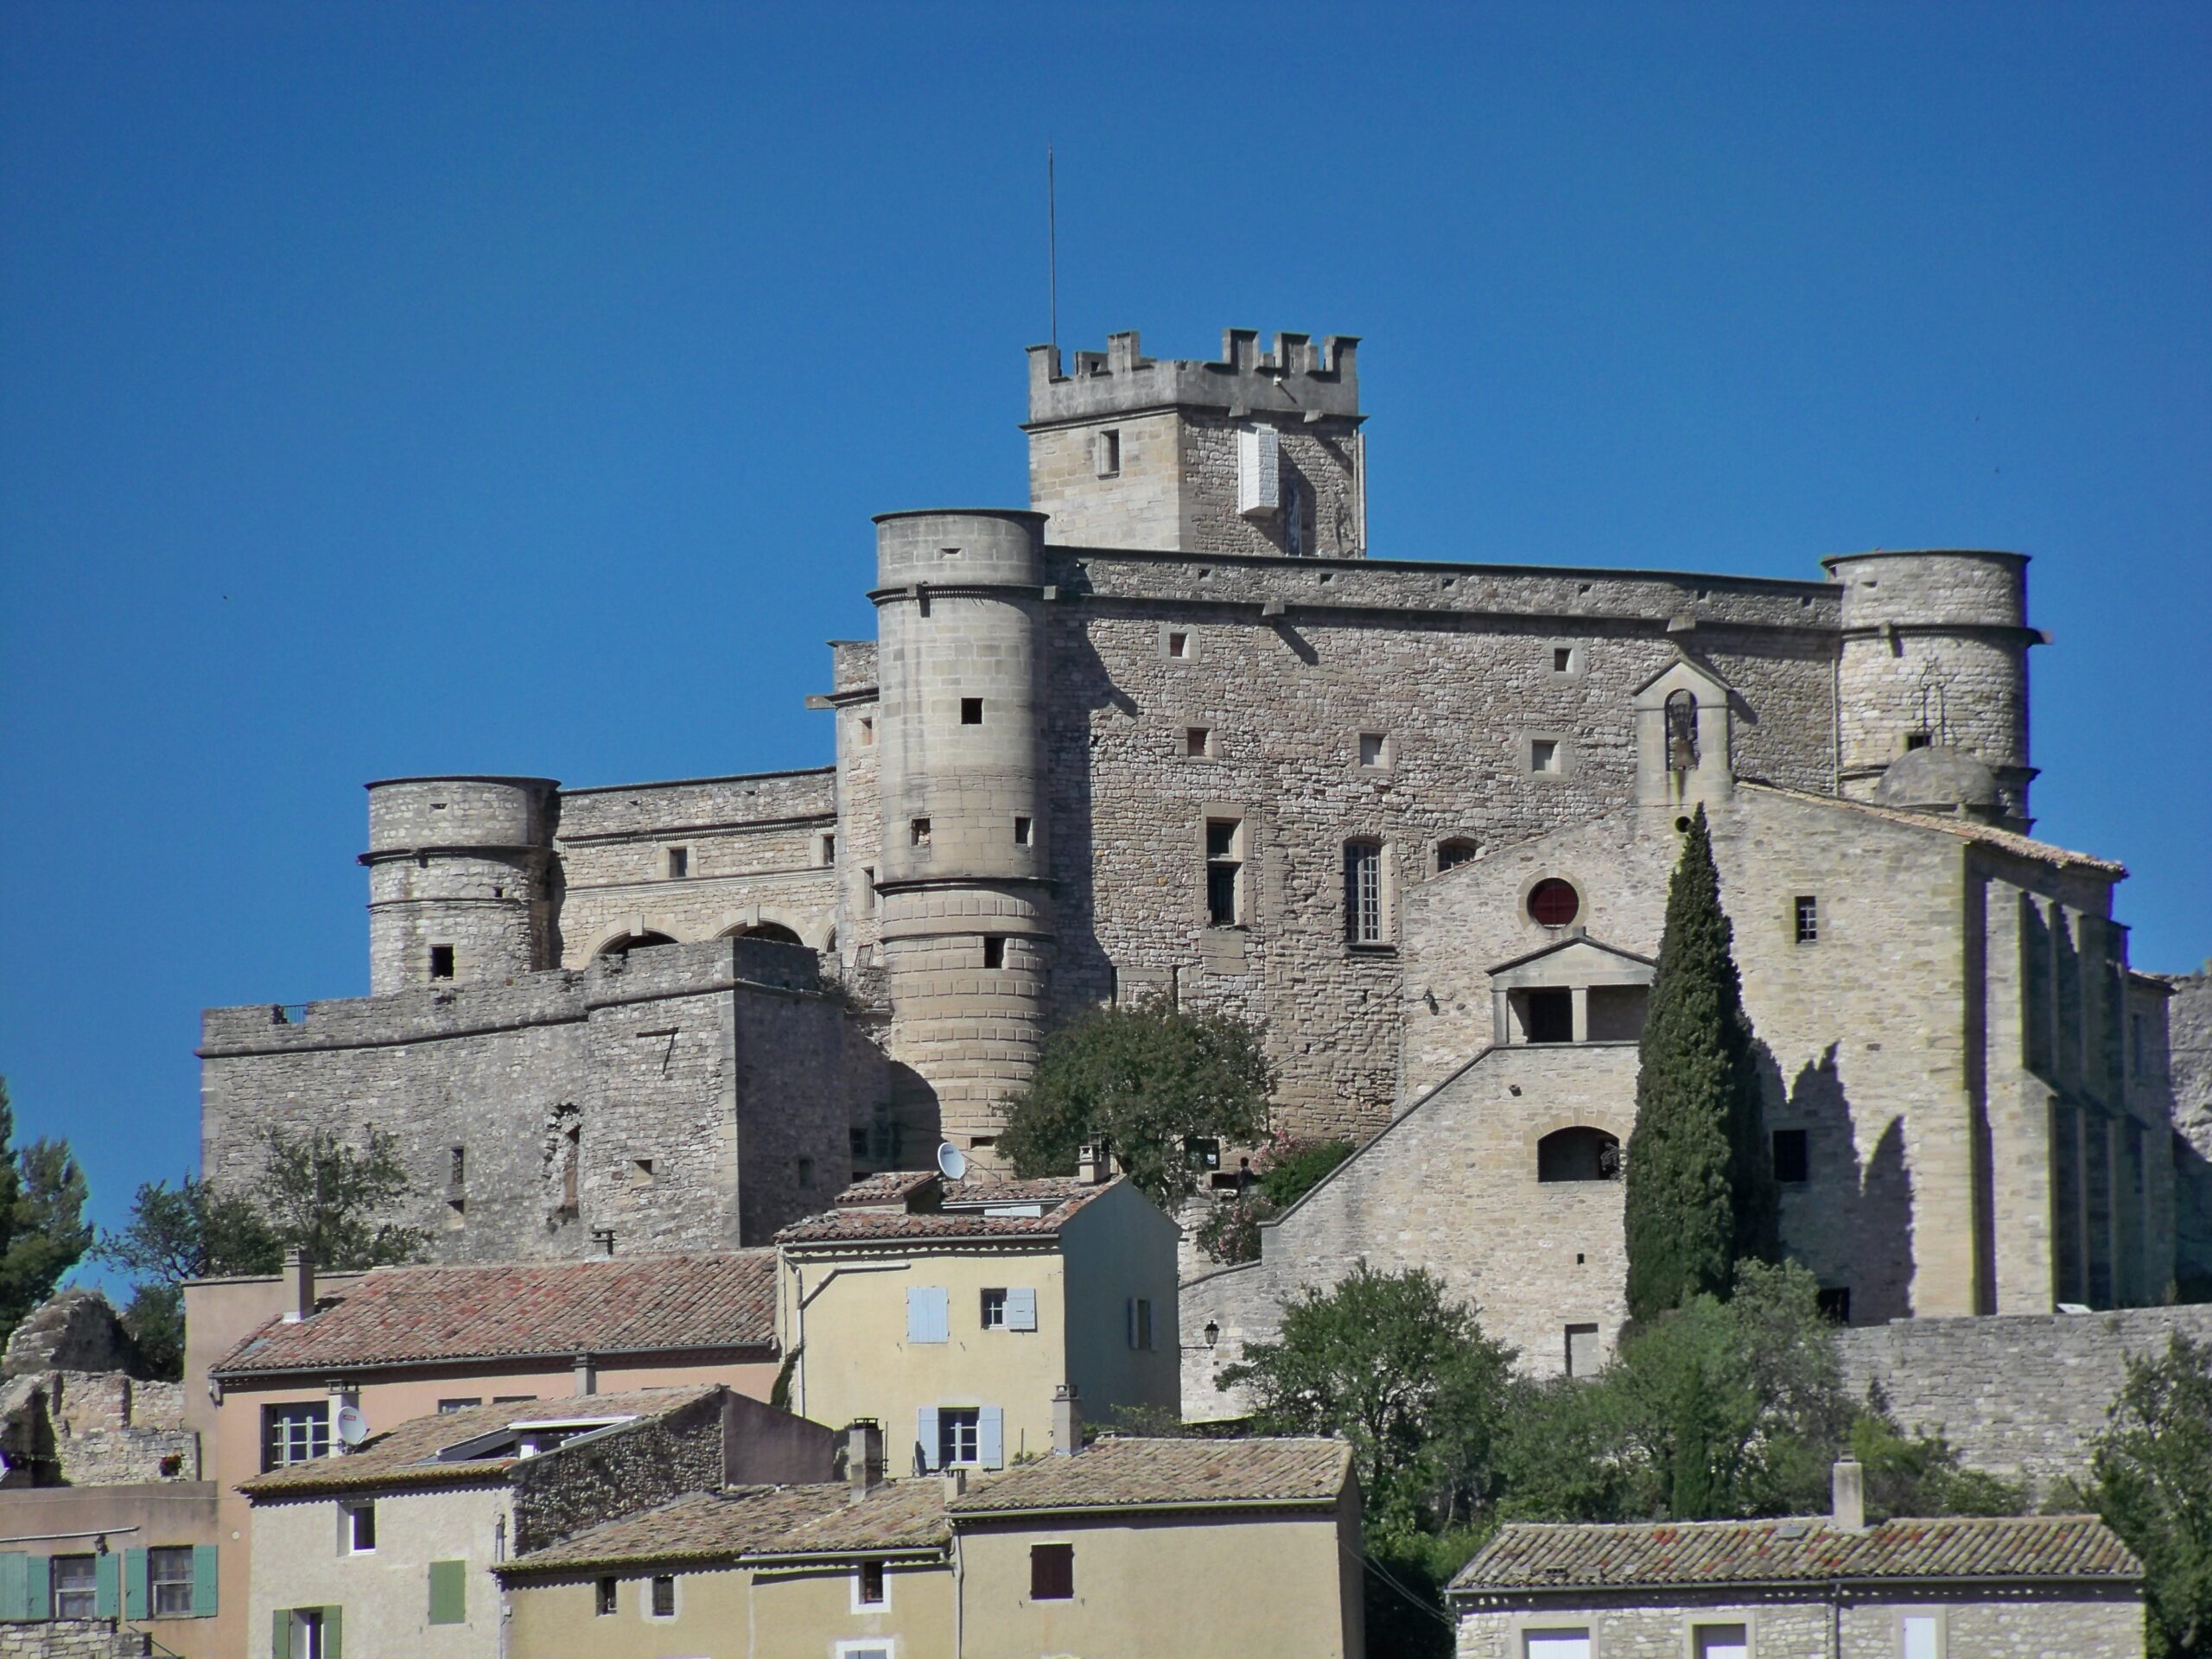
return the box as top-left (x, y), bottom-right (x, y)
top-left (323, 1605), bottom-right (341, 1659)
top-left (93, 1554), bottom-right (120, 1618)
top-left (271, 1610), bottom-right (290, 1659)
top-left (191, 1546), bottom-right (219, 1618)
top-left (24, 1558), bottom-right (48, 1621)
top-left (123, 1549), bottom-right (149, 1620)
top-left (427, 1561), bottom-right (466, 1625)
top-left (0, 1554), bottom-right (26, 1622)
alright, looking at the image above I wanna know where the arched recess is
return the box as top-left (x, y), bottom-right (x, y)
top-left (1537, 1125), bottom-right (1623, 1183)
top-left (725, 922), bottom-right (803, 946)
top-left (595, 930), bottom-right (678, 958)
top-left (711, 904), bottom-right (836, 950)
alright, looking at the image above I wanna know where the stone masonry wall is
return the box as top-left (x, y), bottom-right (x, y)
top-left (2163, 969), bottom-right (2212, 1283)
top-left (0, 1621), bottom-right (152, 1659)
top-left (201, 940), bottom-right (880, 1262)
top-left (510, 1395), bottom-right (728, 1554)
top-left (1838, 1303), bottom-right (2212, 1492)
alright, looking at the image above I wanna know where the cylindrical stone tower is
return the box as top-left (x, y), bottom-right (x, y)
top-left (361, 776), bottom-right (559, 995)
top-left (1823, 550), bottom-right (2037, 827)
top-left (872, 510), bottom-right (1054, 1161)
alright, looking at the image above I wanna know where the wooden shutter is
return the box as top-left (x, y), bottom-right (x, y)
top-left (428, 1561), bottom-right (466, 1625)
top-left (906, 1287), bottom-right (948, 1344)
top-left (978, 1407), bottom-right (1003, 1470)
top-left (0, 1554), bottom-right (26, 1621)
top-left (25, 1555), bottom-right (51, 1620)
top-left (123, 1549), bottom-right (149, 1620)
top-left (191, 1547), bottom-right (219, 1618)
top-left (1005, 1287), bottom-right (1037, 1331)
top-left (1028, 1542), bottom-right (1073, 1600)
top-left (323, 1605), bottom-right (342, 1659)
top-left (270, 1611), bottom-right (290, 1659)
top-left (915, 1406), bottom-right (939, 1471)
top-left (93, 1554), bottom-right (120, 1619)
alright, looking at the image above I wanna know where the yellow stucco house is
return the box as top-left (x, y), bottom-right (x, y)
top-left (497, 1424), bottom-right (1363, 1659)
top-left (775, 1169), bottom-right (1180, 1473)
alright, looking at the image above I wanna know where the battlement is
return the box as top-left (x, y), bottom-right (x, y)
top-left (1026, 328), bottom-right (1361, 428)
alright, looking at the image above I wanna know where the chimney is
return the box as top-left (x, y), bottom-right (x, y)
top-left (283, 1247), bottom-right (315, 1323)
top-left (1076, 1142), bottom-right (1109, 1185)
top-left (572, 1353), bottom-right (597, 1397)
top-left (846, 1420), bottom-right (884, 1503)
top-left (1830, 1459), bottom-right (1866, 1532)
top-left (1052, 1383), bottom-right (1081, 1457)
top-left (942, 1465), bottom-right (968, 1500)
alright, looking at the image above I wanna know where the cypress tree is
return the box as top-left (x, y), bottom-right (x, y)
top-left (1623, 805), bottom-right (1779, 1321)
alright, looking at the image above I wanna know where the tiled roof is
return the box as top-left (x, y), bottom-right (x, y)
top-left (499, 1478), bottom-right (950, 1575)
top-left (776, 1179), bottom-right (1118, 1247)
top-left (1743, 783), bottom-right (2126, 876)
top-left (213, 1252), bottom-right (777, 1376)
top-left (1450, 1515), bottom-right (2142, 1596)
top-left (950, 1436), bottom-right (1352, 1516)
top-left (833, 1172), bottom-right (939, 1208)
top-left (239, 1385), bottom-right (719, 1498)
top-left (942, 1176), bottom-right (1100, 1207)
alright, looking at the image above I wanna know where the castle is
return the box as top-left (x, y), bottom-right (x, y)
top-left (200, 327), bottom-right (2184, 1364)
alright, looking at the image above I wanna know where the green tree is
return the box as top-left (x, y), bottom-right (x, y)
top-left (0, 1080), bottom-right (92, 1349)
top-left (1000, 1001), bottom-right (1274, 1211)
top-left (2082, 1332), bottom-right (2212, 1659)
top-left (1622, 804), bottom-right (1778, 1321)
top-left (98, 1126), bottom-right (426, 1378)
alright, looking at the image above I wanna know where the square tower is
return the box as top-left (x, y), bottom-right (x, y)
top-left (1025, 329), bottom-right (1364, 557)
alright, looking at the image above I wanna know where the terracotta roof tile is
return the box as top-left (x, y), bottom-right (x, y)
top-left (213, 1253), bottom-right (776, 1376)
top-left (1450, 1514), bottom-right (2141, 1595)
top-left (942, 1176), bottom-right (1101, 1207)
top-left (497, 1485), bottom-right (855, 1573)
top-left (833, 1172), bottom-right (939, 1208)
top-left (949, 1436), bottom-right (1352, 1515)
top-left (760, 1478), bottom-right (950, 1557)
top-left (1743, 783), bottom-right (2126, 875)
top-left (776, 1179), bottom-right (1119, 1247)
top-left (240, 1385), bottom-right (720, 1498)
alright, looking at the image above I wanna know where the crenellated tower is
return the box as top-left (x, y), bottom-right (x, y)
top-left (1026, 328), bottom-right (1364, 557)
top-left (871, 510), bottom-right (1054, 1160)
top-left (1824, 550), bottom-right (2039, 829)
top-left (361, 776), bottom-right (559, 995)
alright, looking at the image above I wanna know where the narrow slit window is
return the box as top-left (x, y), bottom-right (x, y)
top-left (1773, 1128), bottom-right (1810, 1185)
top-left (821, 833), bottom-right (836, 866)
top-left (1013, 816), bottom-right (1033, 845)
top-left (449, 1146), bottom-right (466, 1185)
top-left (1554, 646), bottom-right (1573, 672)
top-left (960, 697), bottom-right (983, 725)
top-left (911, 817), bottom-right (931, 847)
top-left (594, 1578), bottom-right (617, 1616)
top-left (859, 715), bottom-right (874, 746)
top-left (861, 868), bottom-right (877, 913)
top-left (982, 936), bottom-right (1006, 969)
top-left (1095, 428), bottom-right (1121, 477)
top-left (1205, 819), bottom-right (1243, 926)
top-left (667, 847), bottom-right (690, 879)
top-left (857, 1560), bottom-right (887, 1606)
top-left (797, 1156), bottom-right (816, 1188)
top-left (429, 944), bottom-right (455, 980)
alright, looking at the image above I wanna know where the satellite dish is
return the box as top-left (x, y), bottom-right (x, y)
top-left (935, 1141), bottom-right (969, 1181)
top-left (334, 1405), bottom-right (368, 1448)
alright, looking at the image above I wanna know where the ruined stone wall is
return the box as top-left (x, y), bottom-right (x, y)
top-left (1838, 1304), bottom-right (2212, 1492)
top-left (510, 1396), bottom-right (727, 1554)
top-left (0, 1371), bottom-right (197, 1488)
top-left (201, 941), bottom-right (880, 1261)
top-left (553, 770), bottom-right (838, 958)
top-left (1040, 552), bottom-right (1837, 1137)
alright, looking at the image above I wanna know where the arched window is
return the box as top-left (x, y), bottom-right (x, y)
top-left (1538, 1127), bottom-right (1622, 1183)
top-left (1665, 690), bottom-right (1699, 771)
top-left (598, 931), bottom-right (677, 957)
top-left (1436, 838), bottom-right (1478, 874)
top-left (727, 922), bottom-right (803, 946)
top-left (1527, 879), bottom-right (1580, 928)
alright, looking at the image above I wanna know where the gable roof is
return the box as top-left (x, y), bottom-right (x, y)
top-left (776, 1177), bottom-right (1122, 1248)
top-left (1631, 652), bottom-right (1734, 701)
top-left (239, 1384), bottom-right (721, 1499)
top-left (949, 1436), bottom-right (1352, 1517)
top-left (213, 1253), bottom-right (777, 1379)
top-left (1741, 782), bottom-right (2125, 876)
top-left (1485, 934), bottom-right (1657, 978)
top-left (498, 1478), bottom-right (952, 1576)
top-left (1450, 1514), bottom-right (2141, 1597)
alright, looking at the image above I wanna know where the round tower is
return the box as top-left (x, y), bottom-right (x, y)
top-left (872, 510), bottom-right (1053, 1160)
top-left (362, 776), bottom-right (559, 995)
top-left (1823, 550), bottom-right (2037, 827)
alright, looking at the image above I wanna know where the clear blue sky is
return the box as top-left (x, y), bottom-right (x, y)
top-left (3, 2), bottom-right (2207, 1257)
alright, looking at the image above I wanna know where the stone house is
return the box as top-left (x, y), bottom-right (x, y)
top-left (189, 1250), bottom-right (785, 1659)
top-left (496, 1425), bottom-right (1363, 1659)
top-left (773, 1166), bottom-right (1179, 1473)
top-left (241, 1385), bottom-right (835, 1659)
top-left (1449, 1467), bottom-right (2142, 1659)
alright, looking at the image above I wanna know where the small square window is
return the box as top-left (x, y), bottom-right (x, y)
top-left (856, 1559), bottom-right (887, 1607)
top-left (1904, 730), bottom-right (1932, 752)
top-left (1794, 894), bottom-right (1820, 944)
top-left (347, 1501), bottom-right (377, 1554)
top-left (1095, 428), bottom-right (1121, 477)
top-left (981, 1288), bottom-right (1007, 1328)
top-left (1773, 1128), bottom-right (1809, 1185)
top-left (1554, 646), bottom-right (1573, 672)
top-left (911, 817), bottom-right (931, 847)
top-left (594, 1577), bottom-right (617, 1617)
top-left (982, 936), bottom-right (1006, 969)
top-left (859, 715), bottom-right (874, 746)
top-left (960, 697), bottom-right (983, 725)
top-left (1030, 1541), bottom-right (1074, 1601)
top-left (667, 847), bottom-right (690, 879)
top-left (429, 944), bottom-right (455, 980)
top-left (1816, 1286), bottom-right (1852, 1324)
top-left (1166, 630), bottom-right (1190, 658)
top-left (650, 1575), bottom-right (676, 1618)
top-left (1014, 815), bottom-right (1033, 845)
top-left (798, 1157), bottom-right (816, 1189)
top-left (1529, 738), bottom-right (1561, 774)
top-left (1358, 732), bottom-right (1388, 767)
top-left (1185, 726), bottom-right (1211, 759)
top-left (632, 1158), bottom-right (655, 1185)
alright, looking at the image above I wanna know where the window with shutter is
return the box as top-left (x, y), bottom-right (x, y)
top-left (54, 1554), bottom-right (99, 1619)
top-left (122, 1548), bottom-right (149, 1620)
top-left (1029, 1542), bottom-right (1074, 1600)
top-left (190, 1547), bottom-right (219, 1618)
top-left (427, 1561), bottom-right (467, 1625)
top-left (906, 1287), bottom-right (949, 1344)
top-left (92, 1554), bottom-right (119, 1619)
top-left (977, 1407), bottom-right (1003, 1469)
top-left (148, 1548), bottom-right (194, 1617)
top-left (1005, 1287), bottom-right (1038, 1331)
top-left (914, 1407), bottom-right (939, 1471)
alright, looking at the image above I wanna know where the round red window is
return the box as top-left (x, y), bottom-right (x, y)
top-left (1528, 878), bottom-right (1580, 927)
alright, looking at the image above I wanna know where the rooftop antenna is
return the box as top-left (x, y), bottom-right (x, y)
top-left (1046, 143), bottom-right (1058, 356)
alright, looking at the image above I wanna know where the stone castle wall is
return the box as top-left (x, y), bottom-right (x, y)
top-left (2163, 969), bottom-right (2212, 1282)
top-left (201, 939), bottom-right (880, 1259)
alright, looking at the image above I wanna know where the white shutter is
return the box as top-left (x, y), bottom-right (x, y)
top-left (1902, 1618), bottom-right (1939, 1659)
top-left (1237, 426), bottom-right (1280, 518)
top-left (1005, 1288), bottom-right (1037, 1332)
top-left (978, 1407), bottom-right (1003, 1470)
top-left (915, 1407), bottom-right (939, 1472)
top-left (1523, 1633), bottom-right (1590, 1659)
top-left (906, 1287), bottom-right (948, 1344)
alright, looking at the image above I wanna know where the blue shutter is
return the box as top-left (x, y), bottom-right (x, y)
top-left (191, 1547), bottom-right (219, 1618)
top-left (93, 1555), bottom-right (120, 1619)
top-left (906, 1287), bottom-right (947, 1344)
top-left (0, 1554), bottom-right (26, 1622)
top-left (978, 1407), bottom-right (1003, 1470)
top-left (123, 1549), bottom-right (149, 1620)
top-left (1005, 1287), bottom-right (1037, 1331)
top-left (915, 1407), bottom-right (939, 1471)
